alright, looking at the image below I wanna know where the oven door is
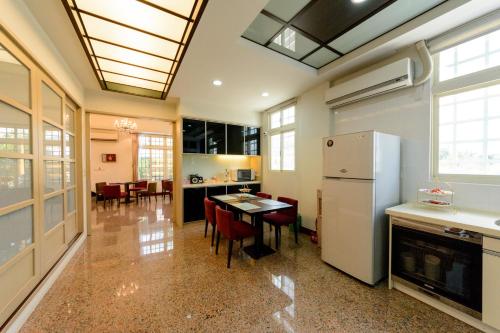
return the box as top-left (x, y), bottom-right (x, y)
top-left (392, 221), bottom-right (482, 313)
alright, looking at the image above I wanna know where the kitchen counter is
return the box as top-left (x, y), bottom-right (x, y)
top-left (183, 180), bottom-right (261, 189)
top-left (386, 203), bottom-right (500, 238)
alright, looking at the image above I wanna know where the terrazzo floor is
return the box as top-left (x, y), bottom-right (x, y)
top-left (20, 199), bottom-right (478, 332)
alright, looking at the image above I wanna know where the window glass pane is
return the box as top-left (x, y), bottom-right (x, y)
top-left (0, 206), bottom-right (33, 265)
top-left (65, 162), bottom-right (75, 186)
top-left (439, 29), bottom-right (500, 81)
top-left (64, 104), bottom-right (75, 133)
top-left (44, 194), bottom-right (64, 232)
top-left (44, 161), bottom-right (62, 194)
top-left (270, 134), bottom-right (281, 170)
top-left (43, 122), bottom-right (62, 157)
top-left (0, 44), bottom-right (30, 107)
top-left (137, 134), bottom-right (172, 181)
top-left (0, 102), bottom-right (31, 154)
top-left (282, 106), bottom-right (295, 125)
top-left (0, 158), bottom-right (32, 208)
top-left (65, 133), bottom-right (75, 158)
top-left (282, 131), bottom-right (295, 171)
top-left (67, 188), bottom-right (76, 214)
top-left (42, 83), bottom-right (62, 124)
top-left (270, 111), bottom-right (281, 129)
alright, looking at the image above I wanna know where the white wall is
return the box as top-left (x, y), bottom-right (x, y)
top-left (262, 82), bottom-right (331, 230)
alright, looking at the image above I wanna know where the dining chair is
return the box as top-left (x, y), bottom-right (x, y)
top-left (253, 192), bottom-right (273, 229)
top-left (95, 182), bottom-right (107, 205)
top-left (138, 182), bottom-right (157, 204)
top-left (263, 197), bottom-right (299, 249)
top-left (204, 198), bottom-right (217, 246)
top-left (130, 180), bottom-right (147, 203)
top-left (102, 185), bottom-right (127, 208)
top-left (215, 206), bottom-right (257, 268)
top-left (162, 179), bottom-right (173, 202)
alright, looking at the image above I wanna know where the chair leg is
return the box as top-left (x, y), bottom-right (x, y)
top-left (227, 240), bottom-right (233, 268)
top-left (270, 224), bottom-right (272, 232)
top-left (294, 221), bottom-right (298, 244)
top-left (275, 225), bottom-right (280, 249)
top-left (240, 239), bottom-right (243, 248)
top-left (204, 219), bottom-right (208, 238)
top-left (118, 198), bottom-right (120, 207)
top-left (211, 224), bottom-right (216, 247)
top-left (215, 231), bottom-right (221, 255)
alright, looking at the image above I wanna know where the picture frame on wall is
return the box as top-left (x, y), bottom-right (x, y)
top-left (102, 153), bottom-right (116, 162)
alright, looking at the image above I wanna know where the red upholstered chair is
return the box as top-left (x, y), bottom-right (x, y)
top-left (130, 180), bottom-right (147, 203)
top-left (263, 197), bottom-right (298, 249)
top-left (256, 192), bottom-right (272, 199)
top-left (215, 206), bottom-right (257, 268)
top-left (204, 198), bottom-right (217, 246)
top-left (102, 185), bottom-right (127, 208)
top-left (162, 180), bottom-right (173, 202)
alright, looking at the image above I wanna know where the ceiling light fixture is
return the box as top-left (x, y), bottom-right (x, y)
top-left (114, 118), bottom-right (137, 133)
top-left (212, 79), bottom-right (223, 86)
top-left (62, 0), bottom-right (208, 100)
top-left (351, 0), bottom-right (367, 3)
top-left (261, 92), bottom-right (269, 97)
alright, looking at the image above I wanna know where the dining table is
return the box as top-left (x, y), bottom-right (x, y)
top-left (110, 181), bottom-right (140, 204)
top-left (211, 193), bottom-right (292, 259)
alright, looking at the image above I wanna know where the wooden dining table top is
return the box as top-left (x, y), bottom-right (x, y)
top-left (211, 193), bottom-right (292, 215)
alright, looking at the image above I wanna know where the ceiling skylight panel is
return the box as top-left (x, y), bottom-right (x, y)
top-left (102, 72), bottom-right (165, 92)
top-left (264, 0), bottom-right (311, 21)
top-left (95, 58), bottom-right (169, 83)
top-left (144, 0), bottom-right (197, 18)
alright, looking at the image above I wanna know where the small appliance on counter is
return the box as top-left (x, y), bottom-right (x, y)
top-left (230, 169), bottom-right (256, 182)
top-left (189, 174), bottom-right (204, 184)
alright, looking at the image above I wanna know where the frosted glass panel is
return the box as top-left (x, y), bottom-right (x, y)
top-left (242, 14), bottom-right (283, 45)
top-left (43, 122), bottom-right (62, 157)
top-left (44, 160), bottom-right (62, 194)
top-left (64, 133), bottom-right (75, 158)
top-left (67, 188), bottom-right (76, 214)
top-left (303, 47), bottom-right (339, 68)
top-left (65, 162), bottom-right (75, 186)
top-left (102, 72), bottom-right (165, 92)
top-left (0, 101), bottom-right (31, 154)
top-left (42, 83), bottom-right (62, 125)
top-left (96, 57), bottom-right (168, 83)
top-left (269, 28), bottom-right (319, 59)
top-left (0, 44), bottom-right (30, 107)
top-left (44, 194), bottom-right (63, 232)
top-left (64, 104), bottom-right (75, 133)
top-left (0, 158), bottom-right (32, 208)
top-left (264, 0), bottom-right (310, 21)
top-left (143, 0), bottom-right (195, 17)
top-left (0, 206), bottom-right (33, 266)
top-left (328, 0), bottom-right (443, 53)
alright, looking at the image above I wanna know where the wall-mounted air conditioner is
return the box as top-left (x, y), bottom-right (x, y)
top-left (90, 128), bottom-right (118, 141)
top-left (325, 57), bottom-right (414, 108)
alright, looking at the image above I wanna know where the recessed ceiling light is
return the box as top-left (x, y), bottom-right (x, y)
top-left (261, 92), bottom-right (269, 97)
top-left (351, 0), bottom-right (366, 3)
top-left (212, 80), bottom-right (222, 86)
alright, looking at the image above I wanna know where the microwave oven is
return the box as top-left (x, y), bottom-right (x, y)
top-left (230, 169), bottom-right (256, 182)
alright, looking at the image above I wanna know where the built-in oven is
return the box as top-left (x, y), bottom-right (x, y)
top-left (391, 218), bottom-right (482, 318)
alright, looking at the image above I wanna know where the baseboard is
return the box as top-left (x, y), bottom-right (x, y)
top-left (2, 233), bottom-right (86, 333)
top-left (299, 226), bottom-right (315, 235)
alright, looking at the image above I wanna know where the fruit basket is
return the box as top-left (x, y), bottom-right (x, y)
top-left (417, 186), bottom-right (454, 208)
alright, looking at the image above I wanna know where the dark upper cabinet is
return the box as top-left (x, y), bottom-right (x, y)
top-left (244, 127), bottom-right (261, 155)
top-left (226, 124), bottom-right (244, 155)
top-left (183, 119), bottom-right (205, 153)
top-left (206, 122), bottom-right (226, 154)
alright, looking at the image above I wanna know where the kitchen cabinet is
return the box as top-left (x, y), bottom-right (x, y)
top-left (183, 188), bottom-right (206, 222)
top-left (227, 124), bottom-right (244, 155)
top-left (244, 127), bottom-right (261, 155)
top-left (248, 183), bottom-right (261, 194)
top-left (183, 119), bottom-right (205, 153)
top-left (483, 237), bottom-right (500, 330)
top-left (206, 122), bottom-right (226, 154)
top-left (207, 186), bottom-right (227, 197)
top-left (226, 185), bottom-right (241, 195)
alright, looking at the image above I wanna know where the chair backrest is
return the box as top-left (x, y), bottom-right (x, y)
top-left (147, 182), bottom-right (157, 194)
top-left (277, 196), bottom-right (298, 219)
top-left (103, 185), bottom-right (120, 198)
top-left (136, 180), bottom-right (147, 188)
top-left (215, 206), bottom-right (236, 240)
top-left (96, 182), bottom-right (107, 194)
top-left (162, 179), bottom-right (173, 191)
top-left (204, 198), bottom-right (216, 225)
top-left (256, 192), bottom-right (272, 199)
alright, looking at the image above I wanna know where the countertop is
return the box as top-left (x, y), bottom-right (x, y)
top-left (386, 203), bottom-right (500, 238)
top-left (183, 180), bottom-right (261, 189)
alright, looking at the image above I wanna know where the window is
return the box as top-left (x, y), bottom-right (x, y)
top-left (137, 134), bottom-right (173, 181)
top-left (268, 105), bottom-right (295, 171)
top-left (433, 28), bottom-right (500, 183)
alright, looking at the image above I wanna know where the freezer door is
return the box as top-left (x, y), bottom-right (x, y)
top-left (321, 178), bottom-right (376, 284)
top-left (323, 132), bottom-right (374, 179)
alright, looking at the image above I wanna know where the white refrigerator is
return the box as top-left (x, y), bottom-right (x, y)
top-left (321, 131), bottom-right (400, 285)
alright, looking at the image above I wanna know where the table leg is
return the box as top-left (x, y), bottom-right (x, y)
top-left (243, 213), bottom-right (275, 259)
top-left (124, 183), bottom-right (131, 204)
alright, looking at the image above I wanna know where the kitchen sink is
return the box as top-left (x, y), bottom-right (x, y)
top-left (496, 220), bottom-right (500, 227)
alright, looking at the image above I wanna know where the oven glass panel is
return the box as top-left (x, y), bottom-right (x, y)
top-left (392, 225), bottom-right (482, 312)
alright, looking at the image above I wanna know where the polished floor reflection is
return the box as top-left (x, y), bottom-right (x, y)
top-left (21, 200), bottom-right (477, 332)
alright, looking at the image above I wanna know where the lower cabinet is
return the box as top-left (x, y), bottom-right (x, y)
top-left (248, 183), bottom-right (261, 194)
top-left (183, 188), bottom-right (206, 222)
top-left (483, 237), bottom-right (500, 330)
top-left (207, 186), bottom-right (227, 197)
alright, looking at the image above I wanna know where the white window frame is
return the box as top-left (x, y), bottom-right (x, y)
top-left (267, 104), bottom-right (296, 172)
top-left (137, 133), bottom-right (173, 181)
top-left (432, 28), bottom-right (500, 185)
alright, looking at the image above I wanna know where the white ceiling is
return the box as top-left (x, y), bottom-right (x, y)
top-left (22, 0), bottom-right (500, 116)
